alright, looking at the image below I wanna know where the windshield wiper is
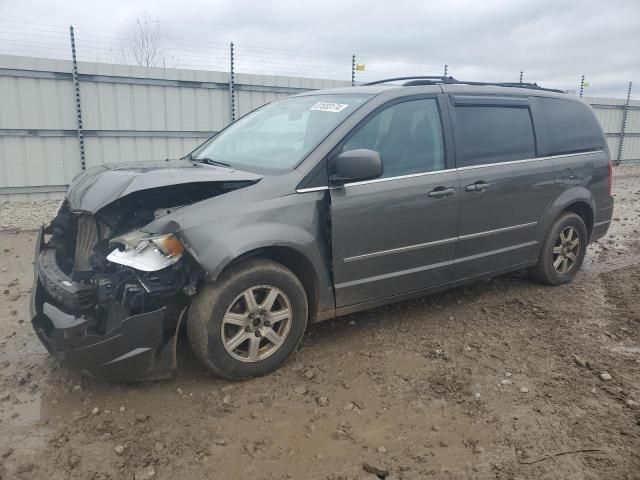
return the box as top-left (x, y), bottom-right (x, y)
top-left (186, 153), bottom-right (231, 168)
top-left (200, 157), bottom-right (232, 168)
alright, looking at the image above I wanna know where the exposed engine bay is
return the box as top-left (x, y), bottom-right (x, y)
top-left (31, 180), bottom-right (253, 381)
top-left (48, 183), bottom-right (229, 311)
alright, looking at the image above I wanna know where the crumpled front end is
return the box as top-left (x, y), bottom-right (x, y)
top-left (31, 199), bottom-right (202, 382)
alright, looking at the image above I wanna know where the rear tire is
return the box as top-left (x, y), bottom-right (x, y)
top-left (187, 259), bottom-right (308, 379)
top-left (530, 212), bottom-right (587, 286)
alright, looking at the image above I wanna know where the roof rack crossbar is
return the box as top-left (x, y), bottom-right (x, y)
top-left (362, 76), bottom-right (564, 94)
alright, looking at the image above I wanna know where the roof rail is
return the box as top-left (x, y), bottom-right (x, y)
top-left (363, 76), bottom-right (457, 86)
top-left (362, 76), bottom-right (565, 94)
top-left (440, 80), bottom-right (565, 94)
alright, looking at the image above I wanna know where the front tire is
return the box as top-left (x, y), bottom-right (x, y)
top-left (530, 212), bottom-right (587, 285)
top-left (187, 259), bottom-right (308, 379)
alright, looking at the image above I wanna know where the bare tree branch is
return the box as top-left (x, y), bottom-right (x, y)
top-left (118, 12), bottom-right (169, 68)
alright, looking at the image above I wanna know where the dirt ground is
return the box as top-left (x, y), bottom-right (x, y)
top-left (1, 169), bottom-right (639, 480)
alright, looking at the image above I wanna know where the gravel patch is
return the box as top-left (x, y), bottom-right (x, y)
top-left (0, 200), bottom-right (60, 232)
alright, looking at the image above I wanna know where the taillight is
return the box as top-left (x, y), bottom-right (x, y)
top-left (608, 160), bottom-right (613, 196)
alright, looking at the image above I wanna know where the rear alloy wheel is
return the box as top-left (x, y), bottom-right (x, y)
top-left (530, 212), bottom-right (587, 286)
top-left (551, 226), bottom-right (581, 275)
top-left (187, 259), bottom-right (308, 379)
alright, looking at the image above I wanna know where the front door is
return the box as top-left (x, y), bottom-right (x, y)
top-left (330, 97), bottom-right (460, 308)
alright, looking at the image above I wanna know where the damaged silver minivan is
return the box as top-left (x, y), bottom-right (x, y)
top-left (31, 77), bottom-right (613, 381)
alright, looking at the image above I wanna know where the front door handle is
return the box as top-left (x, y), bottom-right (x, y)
top-left (465, 181), bottom-right (491, 192)
top-left (428, 187), bottom-right (455, 198)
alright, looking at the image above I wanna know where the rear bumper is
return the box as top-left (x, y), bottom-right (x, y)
top-left (592, 220), bottom-right (612, 242)
top-left (31, 227), bottom-right (179, 382)
top-left (592, 196), bottom-right (614, 242)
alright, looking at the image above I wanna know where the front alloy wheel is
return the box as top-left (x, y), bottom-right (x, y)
top-left (187, 259), bottom-right (308, 379)
top-left (221, 286), bottom-right (292, 362)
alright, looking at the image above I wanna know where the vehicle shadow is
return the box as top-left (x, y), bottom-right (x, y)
top-left (174, 269), bottom-right (533, 378)
top-left (32, 267), bottom-right (554, 413)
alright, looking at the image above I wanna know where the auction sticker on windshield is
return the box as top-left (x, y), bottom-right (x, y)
top-left (310, 102), bottom-right (349, 113)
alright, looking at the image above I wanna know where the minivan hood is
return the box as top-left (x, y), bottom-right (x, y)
top-left (66, 160), bottom-right (262, 213)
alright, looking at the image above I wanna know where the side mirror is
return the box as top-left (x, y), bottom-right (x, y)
top-left (330, 149), bottom-right (383, 184)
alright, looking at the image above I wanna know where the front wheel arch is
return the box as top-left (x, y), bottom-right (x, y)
top-left (217, 246), bottom-right (321, 322)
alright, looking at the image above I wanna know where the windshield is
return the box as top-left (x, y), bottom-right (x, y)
top-left (190, 94), bottom-right (372, 173)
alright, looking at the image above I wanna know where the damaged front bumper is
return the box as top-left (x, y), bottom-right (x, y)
top-left (31, 227), bottom-right (185, 382)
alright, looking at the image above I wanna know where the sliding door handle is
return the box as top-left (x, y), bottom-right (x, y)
top-left (428, 187), bottom-right (455, 198)
top-left (466, 181), bottom-right (491, 192)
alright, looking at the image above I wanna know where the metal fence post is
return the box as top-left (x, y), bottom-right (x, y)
top-left (444, 64), bottom-right (448, 77)
top-left (351, 54), bottom-right (356, 86)
top-left (69, 25), bottom-right (86, 170)
top-left (229, 42), bottom-right (235, 123)
top-left (579, 75), bottom-right (585, 98)
top-left (616, 81), bottom-right (633, 166)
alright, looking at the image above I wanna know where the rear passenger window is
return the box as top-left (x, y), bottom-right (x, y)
top-left (343, 99), bottom-right (445, 178)
top-left (536, 98), bottom-right (604, 155)
top-left (455, 106), bottom-right (535, 167)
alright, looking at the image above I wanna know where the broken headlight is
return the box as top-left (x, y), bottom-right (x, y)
top-left (106, 231), bottom-right (184, 272)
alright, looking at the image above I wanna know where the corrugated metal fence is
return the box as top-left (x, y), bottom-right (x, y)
top-left (589, 93), bottom-right (640, 166)
top-left (0, 54), bottom-right (348, 200)
top-left (0, 54), bottom-right (637, 201)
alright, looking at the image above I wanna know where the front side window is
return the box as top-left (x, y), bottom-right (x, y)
top-left (455, 106), bottom-right (536, 167)
top-left (191, 94), bottom-right (372, 173)
top-left (342, 99), bottom-right (445, 178)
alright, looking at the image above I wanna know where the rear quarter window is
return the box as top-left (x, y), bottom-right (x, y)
top-left (536, 98), bottom-right (604, 156)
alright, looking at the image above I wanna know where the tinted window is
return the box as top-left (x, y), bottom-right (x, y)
top-left (537, 98), bottom-right (604, 155)
top-left (455, 106), bottom-right (535, 167)
top-left (343, 99), bottom-right (445, 177)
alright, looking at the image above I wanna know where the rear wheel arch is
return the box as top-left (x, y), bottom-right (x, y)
top-left (562, 201), bottom-right (594, 241)
top-left (539, 189), bottom-right (595, 245)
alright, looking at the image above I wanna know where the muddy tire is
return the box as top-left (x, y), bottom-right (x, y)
top-left (187, 259), bottom-right (308, 379)
top-left (530, 212), bottom-right (587, 286)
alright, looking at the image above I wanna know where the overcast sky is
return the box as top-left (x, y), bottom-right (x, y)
top-left (0, 0), bottom-right (638, 97)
